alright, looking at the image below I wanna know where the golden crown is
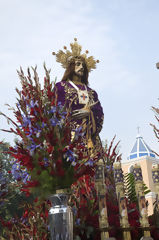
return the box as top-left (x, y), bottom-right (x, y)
top-left (52, 38), bottom-right (99, 72)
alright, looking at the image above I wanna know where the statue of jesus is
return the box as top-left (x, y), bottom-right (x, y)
top-left (53, 39), bottom-right (104, 158)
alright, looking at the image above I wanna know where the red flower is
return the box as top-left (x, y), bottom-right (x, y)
top-left (45, 209), bottom-right (48, 218)
top-left (56, 159), bottom-right (62, 168)
top-left (23, 210), bottom-right (29, 218)
top-left (21, 188), bottom-right (30, 197)
top-left (34, 197), bottom-right (38, 202)
top-left (26, 180), bottom-right (39, 188)
top-left (47, 145), bottom-right (54, 154)
top-left (51, 99), bottom-right (55, 105)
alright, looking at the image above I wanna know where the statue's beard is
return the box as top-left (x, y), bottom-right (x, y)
top-left (74, 70), bottom-right (84, 77)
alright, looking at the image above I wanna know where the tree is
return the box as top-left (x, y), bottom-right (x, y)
top-left (0, 141), bottom-right (34, 236)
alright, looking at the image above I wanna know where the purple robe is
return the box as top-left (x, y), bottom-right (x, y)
top-left (55, 80), bottom-right (104, 154)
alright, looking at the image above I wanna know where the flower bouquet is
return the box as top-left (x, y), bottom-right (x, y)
top-left (0, 64), bottom-right (96, 201)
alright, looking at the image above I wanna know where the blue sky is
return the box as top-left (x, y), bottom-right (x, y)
top-left (0, 0), bottom-right (159, 160)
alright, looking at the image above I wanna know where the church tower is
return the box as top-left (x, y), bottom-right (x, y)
top-left (122, 133), bottom-right (159, 215)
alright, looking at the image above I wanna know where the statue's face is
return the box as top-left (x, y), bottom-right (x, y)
top-left (74, 60), bottom-right (84, 77)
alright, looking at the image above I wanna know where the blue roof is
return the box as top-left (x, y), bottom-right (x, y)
top-left (127, 134), bottom-right (155, 160)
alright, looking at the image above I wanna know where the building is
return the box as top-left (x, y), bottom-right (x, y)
top-left (122, 133), bottom-right (159, 215)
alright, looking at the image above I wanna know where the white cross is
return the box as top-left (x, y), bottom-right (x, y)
top-left (137, 126), bottom-right (140, 134)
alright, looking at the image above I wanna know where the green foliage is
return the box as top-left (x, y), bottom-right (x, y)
top-left (124, 172), bottom-right (151, 205)
top-left (124, 173), bottom-right (138, 203)
top-left (1, 202), bottom-right (49, 240)
top-left (0, 142), bottom-right (13, 181)
top-left (0, 141), bottom-right (34, 235)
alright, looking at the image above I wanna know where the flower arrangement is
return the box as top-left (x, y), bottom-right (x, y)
top-left (0, 64), bottom-right (96, 201)
top-left (2, 64), bottom-right (157, 239)
top-left (0, 200), bottom-right (50, 240)
top-left (1, 136), bottom-right (158, 239)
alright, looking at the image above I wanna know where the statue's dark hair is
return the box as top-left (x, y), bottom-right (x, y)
top-left (61, 56), bottom-right (89, 85)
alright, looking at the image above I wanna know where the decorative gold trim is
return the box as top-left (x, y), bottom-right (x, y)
top-left (52, 38), bottom-right (99, 72)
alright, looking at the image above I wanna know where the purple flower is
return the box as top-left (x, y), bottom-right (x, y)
top-left (27, 143), bottom-right (41, 154)
top-left (75, 218), bottom-right (81, 225)
top-left (72, 126), bottom-right (84, 141)
top-left (11, 160), bottom-right (30, 184)
top-left (50, 117), bottom-right (58, 126)
top-left (30, 100), bottom-right (38, 108)
top-left (49, 106), bottom-right (56, 113)
top-left (43, 157), bottom-right (49, 167)
top-left (85, 159), bottom-right (94, 166)
top-left (72, 206), bottom-right (77, 216)
top-left (57, 101), bottom-right (62, 106)
top-left (41, 122), bottom-right (46, 128)
top-left (64, 149), bottom-right (77, 166)
top-left (0, 201), bottom-right (5, 206)
top-left (106, 165), bottom-right (112, 170)
top-left (36, 130), bottom-right (41, 138)
top-left (22, 115), bottom-right (31, 128)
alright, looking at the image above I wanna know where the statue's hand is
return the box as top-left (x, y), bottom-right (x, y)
top-left (72, 101), bottom-right (98, 120)
top-left (86, 100), bottom-right (99, 109)
top-left (72, 108), bottom-right (90, 119)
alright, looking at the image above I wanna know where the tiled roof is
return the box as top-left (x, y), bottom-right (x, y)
top-left (127, 134), bottom-right (155, 160)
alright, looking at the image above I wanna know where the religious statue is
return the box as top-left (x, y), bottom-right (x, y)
top-left (52, 38), bottom-right (104, 157)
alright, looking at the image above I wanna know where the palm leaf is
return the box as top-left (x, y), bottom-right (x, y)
top-left (124, 172), bottom-right (151, 205)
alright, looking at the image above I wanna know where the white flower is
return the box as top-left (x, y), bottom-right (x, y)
top-left (26, 106), bottom-right (31, 113)
top-left (36, 132), bottom-right (40, 138)
top-left (43, 140), bottom-right (47, 147)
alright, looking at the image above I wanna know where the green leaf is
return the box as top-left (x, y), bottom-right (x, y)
top-left (124, 173), bottom-right (151, 204)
